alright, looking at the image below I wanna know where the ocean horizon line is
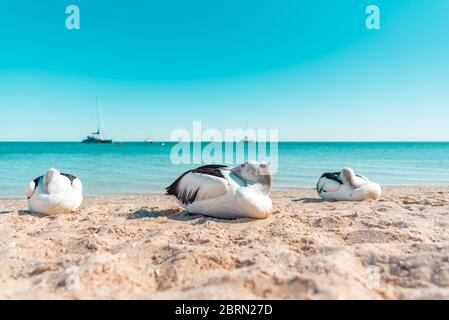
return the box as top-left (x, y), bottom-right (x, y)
top-left (1, 140), bottom-right (449, 143)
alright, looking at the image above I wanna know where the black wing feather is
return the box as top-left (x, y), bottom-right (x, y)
top-left (166, 164), bottom-right (228, 205)
top-left (317, 171), bottom-right (343, 193)
top-left (33, 176), bottom-right (43, 190)
top-left (61, 173), bottom-right (77, 183)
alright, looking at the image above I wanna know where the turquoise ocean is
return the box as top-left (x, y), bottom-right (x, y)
top-left (1, 142), bottom-right (449, 198)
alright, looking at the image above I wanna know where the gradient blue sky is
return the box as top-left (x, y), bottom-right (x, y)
top-left (0, 0), bottom-right (448, 141)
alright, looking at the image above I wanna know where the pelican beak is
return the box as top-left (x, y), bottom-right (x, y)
top-left (230, 166), bottom-right (243, 180)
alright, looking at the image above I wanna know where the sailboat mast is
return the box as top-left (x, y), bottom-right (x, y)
top-left (96, 98), bottom-right (101, 136)
top-left (83, 98), bottom-right (112, 143)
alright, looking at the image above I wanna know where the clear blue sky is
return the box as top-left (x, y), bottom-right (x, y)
top-left (0, 0), bottom-right (448, 141)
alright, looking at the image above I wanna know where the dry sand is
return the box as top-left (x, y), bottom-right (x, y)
top-left (1, 187), bottom-right (449, 300)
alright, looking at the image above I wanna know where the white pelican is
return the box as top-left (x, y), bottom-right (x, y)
top-left (26, 168), bottom-right (83, 215)
top-left (166, 161), bottom-right (273, 219)
top-left (317, 167), bottom-right (382, 201)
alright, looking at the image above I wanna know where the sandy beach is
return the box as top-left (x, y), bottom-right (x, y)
top-left (1, 186), bottom-right (448, 300)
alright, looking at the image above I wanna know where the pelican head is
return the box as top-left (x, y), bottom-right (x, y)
top-left (231, 161), bottom-right (272, 193)
top-left (340, 167), bottom-right (357, 187)
top-left (43, 168), bottom-right (61, 193)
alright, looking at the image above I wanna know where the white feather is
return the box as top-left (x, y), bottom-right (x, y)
top-left (71, 178), bottom-right (83, 194)
top-left (177, 172), bottom-right (228, 203)
top-left (317, 178), bottom-right (341, 193)
top-left (26, 181), bottom-right (36, 199)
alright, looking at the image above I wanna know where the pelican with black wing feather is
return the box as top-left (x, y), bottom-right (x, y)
top-left (166, 161), bottom-right (273, 219)
top-left (317, 167), bottom-right (382, 201)
top-left (26, 168), bottom-right (83, 215)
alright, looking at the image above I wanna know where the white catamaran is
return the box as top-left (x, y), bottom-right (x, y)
top-left (241, 120), bottom-right (255, 143)
top-left (82, 99), bottom-right (113, 144)
top-left (145, 129), bottom-right (156, 143)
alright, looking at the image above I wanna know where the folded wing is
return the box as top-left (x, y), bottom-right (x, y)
top-left (166, 165), bottom-right (229, 205)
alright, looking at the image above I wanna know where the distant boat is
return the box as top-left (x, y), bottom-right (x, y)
top-left (82, 99), bottom-right (113, 144)
top-left (144, 129), bottom-right (155, 143)
top-left (241, 136), bottom-right (255, 143)
top-left (240, 120), bottom-right (255, 143)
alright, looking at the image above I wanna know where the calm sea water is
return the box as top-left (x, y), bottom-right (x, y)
top-left (1, 142), bottom-right (449, 198)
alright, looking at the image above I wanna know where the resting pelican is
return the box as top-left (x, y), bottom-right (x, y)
top-left (26, 168), bottom-right (83, 215)
top-left (166, 161), bottom-right (273, 219)
top-left (317, 167), bottom-right (382, 201)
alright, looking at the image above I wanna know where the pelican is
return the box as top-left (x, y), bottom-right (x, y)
top-left (317, 167), bottom-right (382, 201)
top-left (26, 168), bottom-right (83, 215)
top-left (166, 161), bottom-right (273, 219)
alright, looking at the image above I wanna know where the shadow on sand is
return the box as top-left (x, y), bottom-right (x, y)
top-left (128, 208), bottom-right (257, 224)
top-left (18, 210), bottom-right (48, 218)
top-left (128, 208), bottom-right (197, 222)
top-left (292, 197), bottom-right (325, 203)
